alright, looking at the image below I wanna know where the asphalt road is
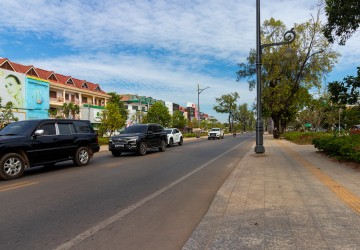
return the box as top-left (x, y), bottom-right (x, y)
top-left (0, 133), bottom-right (254, 250)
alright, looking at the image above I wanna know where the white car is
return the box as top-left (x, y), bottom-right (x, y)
top-left (208, 128), bottom-right (224, 139)
top-left (164, 128), bottom-right (183, 147)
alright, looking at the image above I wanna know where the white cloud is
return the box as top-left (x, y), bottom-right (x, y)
top-left (1, 0), bottom-right (359, 122)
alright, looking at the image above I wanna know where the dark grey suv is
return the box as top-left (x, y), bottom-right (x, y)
top-left (0, 119), bottom-right (100, 180)
top-left (109, 124), bottom-right (167, 156)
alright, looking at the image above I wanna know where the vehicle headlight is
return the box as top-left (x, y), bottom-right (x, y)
top-left (127, 136), bottom-right (139, 143)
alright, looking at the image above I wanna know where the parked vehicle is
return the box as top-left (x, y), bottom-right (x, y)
top-left (350, 124), bottom-right (360, 134)
top-left (164, 128), bottom-right (183, 147)
top-left (0, 119), bottom-right (100, 180)
top-left (208, 128), bottom-right (224, 140)
top-left (108, 124), bottom-right (167, 156)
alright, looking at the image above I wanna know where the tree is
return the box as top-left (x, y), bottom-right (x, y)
top-left (0, 98), bottom-right (18, 128)
top-left (98, 102), bottom-right (125, 137)
top-left (142, 102), bottom-right (171, 127)
top-left (323, 0), bottom-right (360, 45)
top-left (233, 103), bottom-right (255, 132)
top-left (342, 106), bottom-right (360, 128)
top-left (171, 110), bottom-right (187, 130)
top-left (237, 10), bottom-right (339, 133)
top-left (108, 92), bottom-right (128, 120)
top-left (297, 96), bottom-right (330, 131)
top-left (328, 67), bottom-right (360, 105)
top-left (213, 92), bottom-right (239, 131)
top-left (48, 107), bottom-right (59, 119)
top-left (62, 102), bottom-right (80, 119)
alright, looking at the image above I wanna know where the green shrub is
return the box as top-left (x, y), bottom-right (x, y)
top-left (284, 132), bottom-right (329, 145)
top-left (183, 132), bottom-right (207, 138)
top-left (312, 135), bottom-right (360, 163)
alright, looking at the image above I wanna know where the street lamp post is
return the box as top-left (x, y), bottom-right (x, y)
top-left (255, 0), bottom-right (296, 153)
top-left (197, 84), bottom-right (210, 128)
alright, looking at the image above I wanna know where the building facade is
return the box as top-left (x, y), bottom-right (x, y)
top-left (0, 58), bottom-right (109, 126)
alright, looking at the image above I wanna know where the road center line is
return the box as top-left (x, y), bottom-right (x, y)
top-left (54, 142), bottom-right (244, 250)
top-left (0, 181), bottom-right (38, 192)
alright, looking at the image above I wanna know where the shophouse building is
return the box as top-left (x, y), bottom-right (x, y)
top-left (0, 58), bottom-right (109, 127)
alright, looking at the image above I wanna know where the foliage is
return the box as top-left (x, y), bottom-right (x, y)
top-left (98, 102), bottom-right (125, 137)
top-left (0, 98), bottom-right (18, 129)
top-left (323, 0), bottom-right (360, 45)
top-left (233, 103), bottom-right (255, 132)
top-left (183, 132), bottom-right (207, 138)
top-left (284, 132), bottom-right (330, 145)
top-left (237, 10), bottom-right (339, 133)
top-left (342, 106), bottom-right (360, 128)
top-left (213, 92), bottom-right (239, 131)
top-left (296, 94), bottom-right (333, 131)
top-left (142, 102), bottom-right (171, 127)
top-left (48, 108), bottom-right (59, 118)
top-left (328, 67), bottom-right (360, 106)
top-left (108, 92), bottom-right (128, 120)
top-left (98, 137), bottom-right (109, 145)
top-left (171, 110), bottom-right (187, 129)
top-left (62, 102), bottom-right (80, 119)
top-left (313, 134), bottom-right (360, 163)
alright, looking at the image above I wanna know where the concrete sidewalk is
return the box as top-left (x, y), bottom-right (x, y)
top-left (183, 134), bottom-right (360, 250)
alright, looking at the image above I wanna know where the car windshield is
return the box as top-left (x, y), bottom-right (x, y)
top-left (122, 125), bottom-right (148, 134)
top-left (165, 129), bottom-right (172, 134)
top-left (0, 121), bottom-right (37, 136)
top-left (211, 128), bottom-right (220, 131)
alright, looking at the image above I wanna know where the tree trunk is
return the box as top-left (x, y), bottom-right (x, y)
top-left (272, 115), bottom-right (281, 139)
top-left (280, 119), bottom-right (287, 134)
top-left (272, 115), bottom-right (280, 132)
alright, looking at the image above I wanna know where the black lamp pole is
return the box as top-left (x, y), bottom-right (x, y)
top-left (255, 0), bottom-right (296, 153)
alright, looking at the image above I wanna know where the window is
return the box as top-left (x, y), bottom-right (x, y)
top-left (73, 121), bottom-right (93, 134)
top-left (155, 125), bottom-right (164, 133)
top-left (50, 91), bottom-right (56, 98)
top-left (39, 123), bottom-right (56, 135)
top-left (58, 123), bottom-right (75, 135)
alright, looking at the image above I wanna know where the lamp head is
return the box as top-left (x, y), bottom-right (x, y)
top-left (284, 47), bottom-right (294, 59)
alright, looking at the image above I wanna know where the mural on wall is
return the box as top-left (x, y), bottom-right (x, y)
top-left (0, 69), bottom-right (26, 108)
top-left (26, 77), bottom-right (50, 120)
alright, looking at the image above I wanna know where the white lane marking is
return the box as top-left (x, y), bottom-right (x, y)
top-left (54, 142), bottom-right (243, 250)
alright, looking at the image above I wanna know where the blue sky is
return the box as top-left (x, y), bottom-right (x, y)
top-left (0, 0), bottom-right (359, 122)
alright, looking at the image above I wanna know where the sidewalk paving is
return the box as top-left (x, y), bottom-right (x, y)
top-left (183, 134), bottom-right (360, 250)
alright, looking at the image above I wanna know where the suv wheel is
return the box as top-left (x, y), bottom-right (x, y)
top-left (73, 147), bottom-right (90, 166)
top-left (0, 153), bottom-right (26, 180)
top-left (159, 140), bottom-right (166, 152)
top-left (178, 137), bottom-right (183, 146)
top-left (169, 138), bottom-right (174, 147)
top-left (112, 151), bottom-right (121, 157)
top-left (137, 142), bottom-right (147, 156)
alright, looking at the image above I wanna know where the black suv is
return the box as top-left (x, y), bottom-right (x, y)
top-left (109, 124), bottom-right (167, 156)
top-left (0, 119), bottom-right (100, 180)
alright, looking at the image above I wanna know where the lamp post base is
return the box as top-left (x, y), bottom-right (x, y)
top-left (255, 145), bottom-right (265, 153)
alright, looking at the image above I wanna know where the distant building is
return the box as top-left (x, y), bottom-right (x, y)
top-left (121, 94), bottom-right (158, 125)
